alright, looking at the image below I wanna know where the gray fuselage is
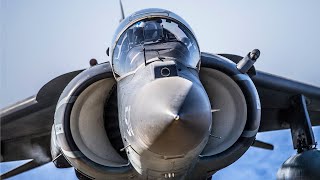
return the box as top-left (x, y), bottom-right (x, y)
top-left (116, 42), bottom-right (212, 178)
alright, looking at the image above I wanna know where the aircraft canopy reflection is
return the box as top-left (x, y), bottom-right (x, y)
top-left (111, 9), bottom-right (200, 78)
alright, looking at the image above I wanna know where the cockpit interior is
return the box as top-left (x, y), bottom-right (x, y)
top-left (112, 18), bottom-right (200, 77)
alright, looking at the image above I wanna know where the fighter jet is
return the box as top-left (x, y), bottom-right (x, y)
top-left (1, 5), bottom-right (320, 180)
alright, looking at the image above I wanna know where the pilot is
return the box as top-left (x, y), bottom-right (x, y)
top-left (132, 20), bottom-right (163, 45)
top-left (143, 20), bottom-right (163, 42)
top-left (120, 19), bottom-right (194, 75)
top-left (181, 37), bottom-right (191, 48)
top-left (132, 21), bottom-right (145, 45)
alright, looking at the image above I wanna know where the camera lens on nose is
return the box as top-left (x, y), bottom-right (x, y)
top-left (160, 67), bottom-right (171, 77)
top-left (154, 65), bottom-right (177, 78)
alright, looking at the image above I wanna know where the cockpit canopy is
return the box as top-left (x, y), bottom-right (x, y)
top-left (111, 9), bottom-right (200, 77)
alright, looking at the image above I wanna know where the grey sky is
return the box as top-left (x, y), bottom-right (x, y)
top-left (1, 0), bottom-right (320, 179)
top-left (1, 0), bottom-right (320, 107)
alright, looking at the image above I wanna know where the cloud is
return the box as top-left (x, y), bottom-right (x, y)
top-left (22, 144), bottom-right (51, 164)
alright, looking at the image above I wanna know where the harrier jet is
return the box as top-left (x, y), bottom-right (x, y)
top-left (1, 6), bottom-right (319, 180)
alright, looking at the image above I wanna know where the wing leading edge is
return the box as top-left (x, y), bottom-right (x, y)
top-left (219, 54), bottom-right (320, 132)
top-left (253, 71), bottom-right (320, 132)
top-left (0, 70), bottom-right (83, 163)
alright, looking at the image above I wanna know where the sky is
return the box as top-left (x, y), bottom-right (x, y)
top-left (1, 0), bottom-right (320, 179)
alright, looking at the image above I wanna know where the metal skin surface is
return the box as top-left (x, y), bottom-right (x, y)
top-left (54, 63), bottom-right (136, 179)
top-left (51, 53), bottom-right (260, 179)
top-left (188, 53), bottom-right (261, 179)
top-left (110, 9), bottom-right (213, 178)
top-left (107, 7), bottom-right (262, 178)
top-left (53, 9), bottom-right (260, 179)
top-left (1, 8), bottom-right (320, 179)
top-left (277, 149), bottom-right (320, 180)
top-left (117, 61), bottom-right (212, 179)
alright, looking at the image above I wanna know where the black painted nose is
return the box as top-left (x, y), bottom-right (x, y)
top-left (130, 77), bottom-right (212, 157)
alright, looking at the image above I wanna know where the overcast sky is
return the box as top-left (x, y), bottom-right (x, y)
top-left (1, 0), bottom-right (320, 179)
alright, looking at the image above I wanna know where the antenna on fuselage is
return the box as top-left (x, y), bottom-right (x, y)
top-left (119, 0), bottom-right (125, 22)
top-left (143, 48), bottom-right (147, 66)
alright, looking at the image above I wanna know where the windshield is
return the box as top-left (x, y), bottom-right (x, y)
top-left (112, 18), bottom-right (200, 76)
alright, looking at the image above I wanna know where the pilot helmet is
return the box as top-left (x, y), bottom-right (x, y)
top-left (132, 19), bottom-right (163, 45)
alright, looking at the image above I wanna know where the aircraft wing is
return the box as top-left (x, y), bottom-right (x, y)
top-left (252, 71), bottom-right (320, 132)
top-left (0, 70), bottom-right (83, 175)
top-left (219, 54), bottom-right (320, 132)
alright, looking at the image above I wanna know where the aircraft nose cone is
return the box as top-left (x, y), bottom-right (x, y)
top-left (131, 77), bottom-right (212, 157)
